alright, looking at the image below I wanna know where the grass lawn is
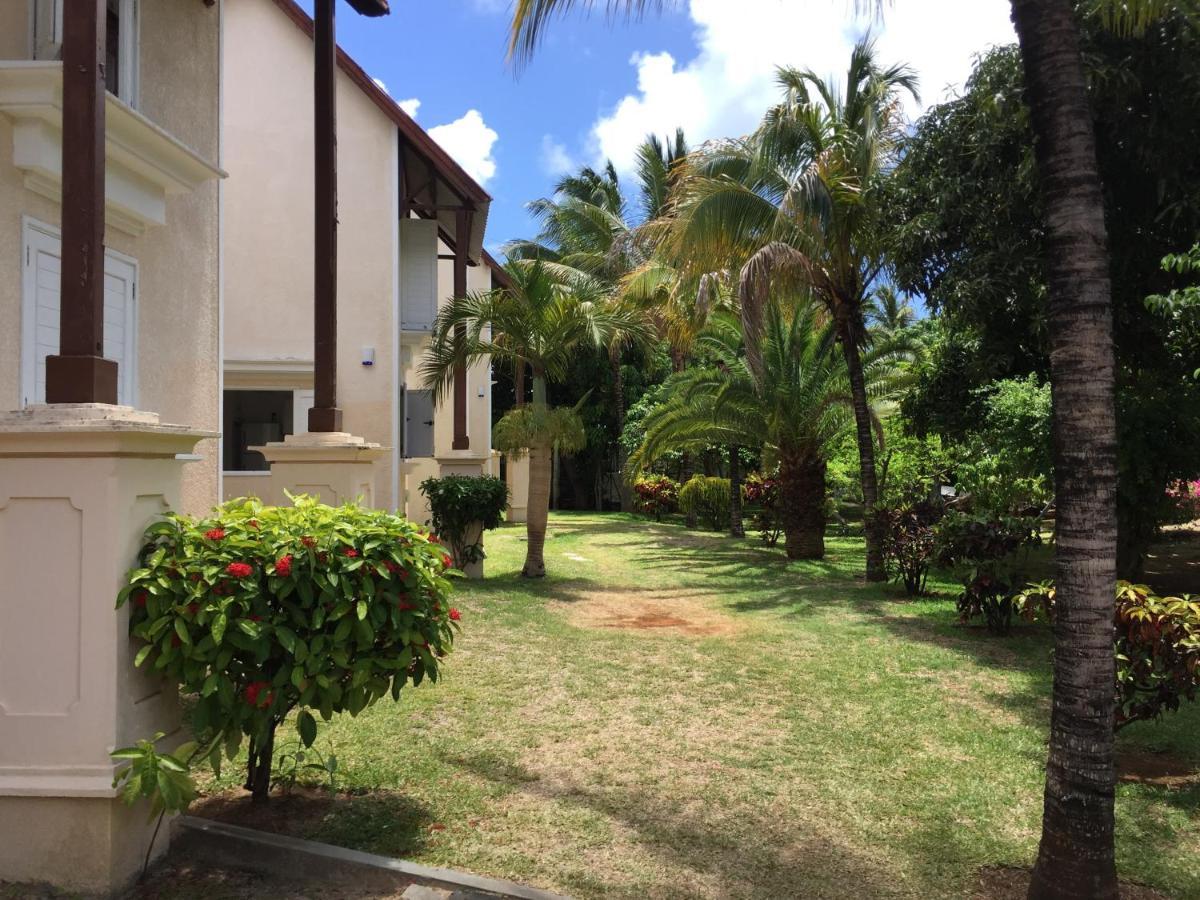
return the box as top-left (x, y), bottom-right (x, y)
top-left (196, 512), bottom-right (1200, 899)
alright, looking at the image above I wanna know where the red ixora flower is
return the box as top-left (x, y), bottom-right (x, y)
top-left (441, 554), bottom-right (453, 570)
top-left (301, 536), bottom-right (316, 548)
top-left (132, 591), bottom-right (148, 608)
top-left (247, 519), bottom-right (259, 529)
top-left (275, 554), bottom-right (293, 577)
top-left (342, 547), bottom-right (358, 558)
top-left (449, 608), bottom-right (461, 622)
top-left (397, 600), bottom-right (416, 612)
top-left (244, 681), bottom-right (274, 708)
top-left (204, 528), bottom-right (226, 541)
top-left (226, 562), bottom-right (253, 578)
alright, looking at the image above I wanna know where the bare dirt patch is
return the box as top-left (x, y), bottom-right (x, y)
top-left (553, 588), bottom-right (741, 637)
top-left (190, 786), bottom-right (338, 833)
top-left (1118, 749), bottom-right (1200, 788)
top-left (972, 866), bottom-right (1168, 900)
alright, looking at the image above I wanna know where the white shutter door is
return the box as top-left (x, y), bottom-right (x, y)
top-left (399, 218), bottom-right (437, 332)
top-left (32, 0), bottom-right (64, 61)
top-left (292, 389), bottom-right (314, 435)
top-left (22, 224), bottom-right (137, 406)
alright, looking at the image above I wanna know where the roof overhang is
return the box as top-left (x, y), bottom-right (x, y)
top-left (344, 0), bottom-right (390, 15)
top-left (269, 0), bottom-right (490, 263)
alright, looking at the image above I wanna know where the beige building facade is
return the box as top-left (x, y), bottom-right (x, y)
top-left (222, 0), bottom-right (499, 524)
top-left (0, 0), bottom-right (224, 891)
top-left (0, 0), bottom-right (224, 515)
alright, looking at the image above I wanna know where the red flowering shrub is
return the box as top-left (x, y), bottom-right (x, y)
top-left (742, 472), bottom-right (782, 546)
top-left (118, 495), bottom-right (460, 801)
top-left (633, 475), bottom-right (679, 521)
top-left (874, 500), bottom-right (944, 596)
top-left (1015, 581), bottom-right (1200, 728)
top-left (1165, 480), bottom-right (1200, 525)
top-left (936, 511), bottom-right (1041, 634)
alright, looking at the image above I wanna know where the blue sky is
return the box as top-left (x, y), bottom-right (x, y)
top-left (304, 0), bottom-right (1017, 254)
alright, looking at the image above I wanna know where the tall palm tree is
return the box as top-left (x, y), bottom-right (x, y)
top-left (866, 285), bottom-right (916, 335)
top-left (421, 260), bottom-right (650, 576)
top-left (506, 3), bottom-right (1164, 896)
top-left (661, 40), bottom-right (915, 582)
top-left (507, 134), bottom-right (690, 511)
top-left (632, 301), bottom-right (906, 557)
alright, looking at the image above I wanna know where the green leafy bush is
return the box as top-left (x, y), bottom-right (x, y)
top-left (742, 472), bottom-right (783, 546)
top-left (935, 511), bottom-right (1040, 633)
top-left (633, 474), bottom-right (679, 521)
top-left (419, 474), bottom-right (509, 567)
top-left (118, 495), bottom-right (460, 801)
top-left (1015, 581), bottom-right (1200, 729)
top-left (875, 500), bottom-right (944, 596)
top-left (678, 476), bottom-right (731, 531)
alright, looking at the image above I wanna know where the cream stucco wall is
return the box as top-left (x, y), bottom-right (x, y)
top-left (224, 0), bottom-right (399, 506)
top-left (0, 0), bottom-right (222, 516)
top-left (223, 0), bottom-right (494, 515)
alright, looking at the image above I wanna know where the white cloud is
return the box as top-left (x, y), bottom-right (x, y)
top-left (586, 0), bottom-right (1016, 175)
top-left (397, 97), bottom-right (421, 119)
top-left (372, 76), bottom-right (389, 94)
top-left (429, 109), bottom-right (499, 185)
top-left (540, 135), bottom-right (574, 176)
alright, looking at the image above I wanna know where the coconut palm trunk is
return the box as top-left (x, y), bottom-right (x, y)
top-left (523, 372), bottom-right (553, 578)
top-left (838, 315), bottom-right (886, 581)
top-left (728, 444), bottom-right (745, 537)
top-left (612, 348), bottom-right (634, 512)
top-left (524, 440), bottom-right (552, 577)
top-left (1010, 0), bottom-right (1120, 896)
top-left (779, 447), bottom-right (826, 560)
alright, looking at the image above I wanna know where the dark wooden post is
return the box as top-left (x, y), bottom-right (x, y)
top-left (451, 208), bottom-right (471, 450)
top-left (308, 0), bottom-right (342, 433)
top-left (46, 0), bottom-right (118, 405)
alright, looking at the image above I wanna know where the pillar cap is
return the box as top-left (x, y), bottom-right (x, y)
top-left (253, 431), bottom-right (387, 464)
top-left (0, 404), bottom-right (213, 457)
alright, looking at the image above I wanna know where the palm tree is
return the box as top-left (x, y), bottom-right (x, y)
top-left (421, 260), bottom-right (650, 577)
top-left (632, 301), bottom-right (904, 558)
top-left (506, 3), bottom-right (1158, 895)
top-left (866, 285), bottom-right (916, 336)
top-left (662, 40), bottom-right (916, 582)
top-left (507, 134), bottom-right (690, 511)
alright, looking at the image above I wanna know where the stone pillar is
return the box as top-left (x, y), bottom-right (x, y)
top-left (0, 404), bottom-right (210, 894)
top-left (506, 453), bottom-right (530, 524)
top-left (254, 431), bottom-right (385, 508)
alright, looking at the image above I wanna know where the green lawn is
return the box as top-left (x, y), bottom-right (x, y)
top-left (198, 512), bottom-right (1200, 899)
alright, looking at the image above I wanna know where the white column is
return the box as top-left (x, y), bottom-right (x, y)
top-left (0, 404), bottom-right (210, 893)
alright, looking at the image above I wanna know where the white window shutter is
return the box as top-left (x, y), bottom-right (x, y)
top-left (32, 0), bottom-right (64, 61)
top-left (22, 223), bottom-right (137, 407)
top-left (399, 218), bottom-right (438, 332)
top-left (292, 389), bottom-right (314, 435)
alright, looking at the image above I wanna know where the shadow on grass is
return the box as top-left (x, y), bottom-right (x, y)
top-left (450, 751), bottom-right (908, 899)
top-left (191, 787), bottom-right (435, 860)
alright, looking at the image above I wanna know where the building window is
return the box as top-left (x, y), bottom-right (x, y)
top-left (223, 390), bottom-right (294, 472)
top-left (33, 0), bottom-right (139, 106)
